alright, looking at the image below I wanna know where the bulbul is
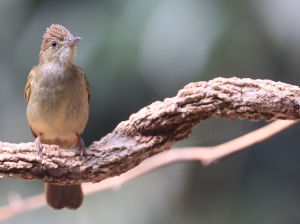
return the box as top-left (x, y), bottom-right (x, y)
top-left (24, 24), bottom-right (91, 210)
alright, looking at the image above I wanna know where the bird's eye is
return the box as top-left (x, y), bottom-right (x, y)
top-left (51, 41), bottom-right (57, 47)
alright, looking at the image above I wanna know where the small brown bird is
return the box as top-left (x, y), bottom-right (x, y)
top-left (24, 24), bottom-right (91, 210)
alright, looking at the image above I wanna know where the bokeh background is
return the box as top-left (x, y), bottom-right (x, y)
top-left (1, 0), bottom-right (300, 223)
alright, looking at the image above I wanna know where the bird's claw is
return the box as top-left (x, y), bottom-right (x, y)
top-left (76, 136), bottom-right (86, 160)
top-left (34, 135), bottom-right (43, 159)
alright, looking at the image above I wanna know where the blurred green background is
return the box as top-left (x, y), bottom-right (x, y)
top-left (1, 0), bottom-right (300, 223)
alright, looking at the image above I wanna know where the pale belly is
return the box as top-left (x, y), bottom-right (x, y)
top-left (27, 78), bottom-right (89, 146)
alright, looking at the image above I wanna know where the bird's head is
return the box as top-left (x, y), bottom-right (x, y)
top-left (39, 24), bottom-right (81, 66)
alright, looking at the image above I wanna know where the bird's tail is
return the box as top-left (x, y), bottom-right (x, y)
top-left (45, 183), bottom-right (83, 210)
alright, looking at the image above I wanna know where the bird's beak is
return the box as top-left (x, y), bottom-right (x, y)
top-left (64, 37), bottom-right (82, 47)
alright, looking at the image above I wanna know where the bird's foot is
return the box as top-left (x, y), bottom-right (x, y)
top-left (45, 147), bottom-right (50, 153)
top-left (76, 135), bottom-right (86, 159)
top-left (34, 134), bottom-right (43, 158)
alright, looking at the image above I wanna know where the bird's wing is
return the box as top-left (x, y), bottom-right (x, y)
top-left (25, 67), bottom-right (38, 138)
top-left (76, 66), bottom-right (91, 104)
top-left (84, 74), bottom-right (91, 105)
top-left (24, 66), bottom-right (36, 106)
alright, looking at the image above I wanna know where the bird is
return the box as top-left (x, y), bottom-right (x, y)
top-left (24, 24), bottom-right (91, 210)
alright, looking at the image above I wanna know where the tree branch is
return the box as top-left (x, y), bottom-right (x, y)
top-left (0, 120), bottom-right (296, 222)
top-left (0, 77), bottom-right (299, 185)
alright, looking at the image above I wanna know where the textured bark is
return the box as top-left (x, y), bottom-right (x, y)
top-left (1, 77), bottom-right (300, 185)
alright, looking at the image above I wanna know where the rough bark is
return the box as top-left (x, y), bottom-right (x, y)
top-left (0, 77), bottom-right (300, 185)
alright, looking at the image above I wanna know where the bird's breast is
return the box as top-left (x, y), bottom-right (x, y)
top-left (27, 68), bottom-right (89, 144)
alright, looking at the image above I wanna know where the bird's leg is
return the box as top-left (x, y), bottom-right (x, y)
top-left (34, 134), bottom-right (43, 157)
top-left (76, 134), bottom-right (86, 159)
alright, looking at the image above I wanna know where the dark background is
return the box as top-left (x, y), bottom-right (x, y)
top-left (1, 0), bottom-right (300, 223)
